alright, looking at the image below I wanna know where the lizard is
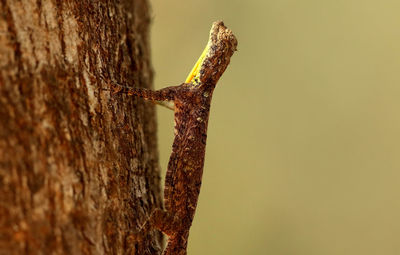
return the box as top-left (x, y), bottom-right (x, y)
top-left (122, 21), bottom-right (237, 255)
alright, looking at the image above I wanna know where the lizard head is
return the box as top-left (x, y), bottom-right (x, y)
top-left (185, 21), bottom-right (238, 87)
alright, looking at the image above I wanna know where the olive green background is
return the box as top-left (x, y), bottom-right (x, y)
top-left (150, 0), bottom-right (400, 254)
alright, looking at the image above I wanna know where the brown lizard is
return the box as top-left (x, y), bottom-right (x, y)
top-left (123, 21), bottom-right (237, 254)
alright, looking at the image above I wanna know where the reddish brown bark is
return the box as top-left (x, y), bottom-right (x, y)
top-left (0, 0), bottom-right (163, 254)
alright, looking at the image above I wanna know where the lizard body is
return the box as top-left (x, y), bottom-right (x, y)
top-left (124, 21), bottom-right (237, 254)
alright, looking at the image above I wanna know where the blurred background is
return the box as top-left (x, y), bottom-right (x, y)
top-left (150, 0), bottom-right (400, 254)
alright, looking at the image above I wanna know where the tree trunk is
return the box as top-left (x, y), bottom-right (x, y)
top-left (0, 0), bottom-right (163, 254)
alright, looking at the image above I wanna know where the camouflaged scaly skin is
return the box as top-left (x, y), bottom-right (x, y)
top-left (124, 21), bottom-right (237, 255)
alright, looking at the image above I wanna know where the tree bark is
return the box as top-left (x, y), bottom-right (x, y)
top-left (0, 0), bottom-right (163, 254)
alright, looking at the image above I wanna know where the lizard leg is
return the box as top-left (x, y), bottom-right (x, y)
top-left (121, 86), bottom-right (179, 102)
top-left (112, 85), bottom-right (179, 110)
top-left (144, 208), bottom-right (179, 236)
top-left (96, 71), bottom-right (178, 102)
top-left (128, 208), bottom-right (180, 242)
top-left (127, 209), bottom-right (189, 255)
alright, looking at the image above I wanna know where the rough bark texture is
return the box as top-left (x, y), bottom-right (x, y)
top-left (0, 0), bottom-right (163, 254)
